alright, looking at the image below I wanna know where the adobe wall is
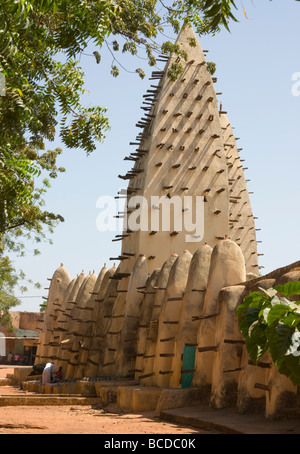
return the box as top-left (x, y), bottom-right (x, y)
top-left (35, 252), bottom-right (300, 419)
top-left (33, 26), bottom-right (299, 420)
top-left (1, 312), bottom-right (43, 335)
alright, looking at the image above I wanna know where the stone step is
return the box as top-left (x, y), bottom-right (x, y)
top-left (277, 408), bottom-right (300, 418)
top-left (6, 374), bottom-right (15, 379)
top-left (0, 377), bottom-right (18, 386)
top-left (160, 405), bottom-right (300, 434)
top-left (22, 380), bottom-right (97, 396)
top-left (0, 394), bottom-right (101, 406)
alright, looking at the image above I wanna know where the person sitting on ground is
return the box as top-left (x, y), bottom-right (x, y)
top-left (22, 355), bottom-right (28, 365)
top-left (13, 353), bottom-right (20, 363)
top-left (52, 366), bottom-right (63, 383)
top-left (42, 361), bottom-right (55, 385)
top-left (7, 352), bottom-right (13, 363)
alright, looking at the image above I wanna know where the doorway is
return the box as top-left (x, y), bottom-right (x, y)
top-left (181, 345), bottom-right (196, 388)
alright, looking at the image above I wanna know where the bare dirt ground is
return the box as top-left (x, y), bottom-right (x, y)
top-left (0, 367), bottom-right (217, 435)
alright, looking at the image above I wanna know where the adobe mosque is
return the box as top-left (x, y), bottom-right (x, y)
top-left (30, 26), bottom-right (300, 419)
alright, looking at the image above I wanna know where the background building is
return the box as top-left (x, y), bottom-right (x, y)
top-left (0, 311), bottom-right (43, 365)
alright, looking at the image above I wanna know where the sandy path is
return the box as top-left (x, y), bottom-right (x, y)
top-left (0, 366), bottom-right (216, 435)
top-left (0, 404), bottom-right (207, 435)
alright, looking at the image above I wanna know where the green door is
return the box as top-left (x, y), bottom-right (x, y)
top-left (181, 346), bottom-right (196, 388)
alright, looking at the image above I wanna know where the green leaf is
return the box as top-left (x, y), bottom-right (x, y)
top-left (284, 313), bottom-right (300, 328)
top-left (239, 306), bottom-right (260, 340)
top-left (136, 68), bottom-right (145, 79)
top-left (276, 323), bottom-right (294, 356)
top-left (246, 322), bottom-right (267, 363)
top-left (93, 51), bottom-right (101, 64)
top-left (236, 291), bottom-right (264, 318)
top-left (266, 322), bottom-right (280, 362)
top-left (112, 40), bottom-right (119, 51)
top-left (266, 304), bottom-right (290, 326)
top-left (206, 4), bottom-right (223, 18)
top-left (204, 0), bottom-right (215, 8)
top-left (206, 61), bottom-right (216, 75)
top-left (110, 65), bottom-right (119, 77)
top-left (276, 355), bottom-right (300, 385)
top-left (274, 281), bottom-right (300, 298)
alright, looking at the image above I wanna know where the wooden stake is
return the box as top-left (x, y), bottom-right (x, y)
top-left (254, 383), bottom-right (270, 391)
top-left (139, 372), bottom-right (155, 379)
top-left (160, 337), bottom-right (175, 342)
top-left (198, 346), bottom-right (218, 352)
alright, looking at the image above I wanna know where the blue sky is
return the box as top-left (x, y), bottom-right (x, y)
top-left (13, 1), bottom-right (300, 312)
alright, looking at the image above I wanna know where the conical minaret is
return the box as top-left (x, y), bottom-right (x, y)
top-left (219, 113), bottom-right (259, 273)
top-left (114, 24), bottom-right (258, 276)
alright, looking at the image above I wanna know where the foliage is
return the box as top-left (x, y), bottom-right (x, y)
top-left (0, 256), bottom-right (21, 330)
top-left (0, 0), bottom-right (242, 312)
top-left (163, 0), bottom-right (239, 37)
top-left (0, 0), bottom-right (116, 311)
top-left (237, 281), bottom-right (300, 385)
top-left (0, 254), bottom-right (42, 328)
top-left (206, 61), bottom-right (216, 75)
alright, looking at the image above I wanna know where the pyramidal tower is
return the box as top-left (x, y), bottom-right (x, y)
top-left (113, 25), bottom-right (259, 276)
